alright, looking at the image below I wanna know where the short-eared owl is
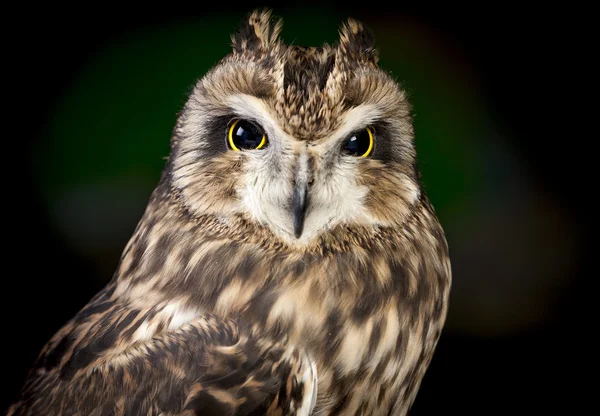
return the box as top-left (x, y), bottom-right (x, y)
top-left (10, 9), bottom-right (451, 416)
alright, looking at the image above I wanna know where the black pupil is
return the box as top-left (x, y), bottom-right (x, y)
top-left (232, 121), bottom-right (264, 149)
top-left (343, 129), bottom-right (370, 156)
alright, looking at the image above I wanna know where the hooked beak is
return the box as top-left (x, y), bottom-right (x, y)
top-left (292, 148), bottom-right (312, 239)
top-left (293, 183), bottom-right (308, 239)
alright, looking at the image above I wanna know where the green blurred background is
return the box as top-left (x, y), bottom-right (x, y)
top-left (6, 3), bottom-right (585, 414)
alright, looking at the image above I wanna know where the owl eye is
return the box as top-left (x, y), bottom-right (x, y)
top-left (227, 119), bottom-right (267, 151)
top-left (342, 127), bottom-right (374, 158)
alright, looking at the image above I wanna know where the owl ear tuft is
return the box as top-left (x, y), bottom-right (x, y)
top-left (337, 18), bottom-right (378, 65)
top-left (231, 9), bottom-right (283, 58)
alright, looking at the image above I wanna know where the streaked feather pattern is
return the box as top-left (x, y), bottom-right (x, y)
top-left (9, 8), bottom-right (451, 416)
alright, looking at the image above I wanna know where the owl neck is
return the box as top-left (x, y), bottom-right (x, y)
top-left (110, 179), bottom-right (446, 311)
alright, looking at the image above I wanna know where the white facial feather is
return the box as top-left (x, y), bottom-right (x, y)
top-left (228, 95), bottom-right (386, 245)
top-left (173, 90), bottom-right (417, 245)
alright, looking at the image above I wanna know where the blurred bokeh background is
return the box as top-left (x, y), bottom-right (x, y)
top-left (6, 3), bottom-right (585, 414)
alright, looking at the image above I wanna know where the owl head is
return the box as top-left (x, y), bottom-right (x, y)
top-left (169, 9), bottom-right (421, 246)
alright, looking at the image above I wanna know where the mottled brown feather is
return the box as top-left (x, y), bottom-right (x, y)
top-left (9, 8), bottom-right (451, 416)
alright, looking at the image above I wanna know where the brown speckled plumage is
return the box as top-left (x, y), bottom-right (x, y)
top-left (9, 9), bottom-right (451, 416)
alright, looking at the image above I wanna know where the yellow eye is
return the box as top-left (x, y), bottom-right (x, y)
top-left (342, 127), bottom-right (374, 158)
top-left (227, 119), bottom-right (267, 151)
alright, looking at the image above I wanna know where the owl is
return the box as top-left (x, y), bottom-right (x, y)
top-left (9, 9), bottom-right (451, 416)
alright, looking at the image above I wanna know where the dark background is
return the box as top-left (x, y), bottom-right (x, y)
top-left (6, 3), bottom-right (586, 414)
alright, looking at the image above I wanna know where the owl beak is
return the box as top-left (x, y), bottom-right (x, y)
top-left (293, 183), bottom-right (308, 239)
top-left (292, 147), bottom-right (312, 239)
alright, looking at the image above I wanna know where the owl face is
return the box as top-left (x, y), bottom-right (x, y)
top-left (169, 11), bottom-right (421, 246)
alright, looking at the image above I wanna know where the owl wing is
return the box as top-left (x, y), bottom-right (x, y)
top-left (8, 286), bottom-right (317, 416)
